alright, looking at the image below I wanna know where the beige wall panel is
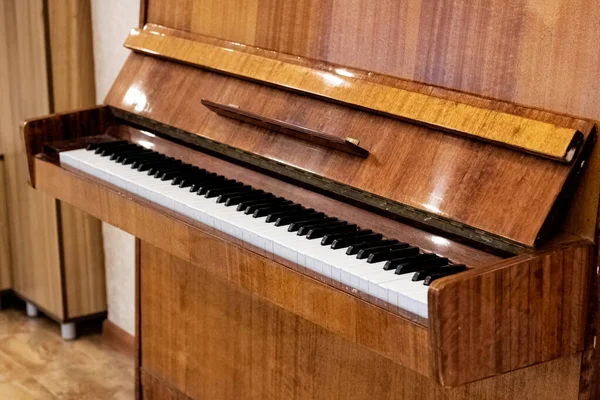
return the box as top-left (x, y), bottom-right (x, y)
top-left (0, 157), bottom-right (12, 291)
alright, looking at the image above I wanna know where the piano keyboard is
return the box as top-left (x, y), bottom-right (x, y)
top-left (60, 141), bottom-right (467, 319)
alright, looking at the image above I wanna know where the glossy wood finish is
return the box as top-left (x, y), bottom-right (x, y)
top-left (126, 26), bottom-right (584, 163)
top-left (34, 155), bottom-right (434, 376)
top-left (46, 0), bottom-right (106, 320)
top-left (430, 240), bottom-right (593, 387)
top-left (0, 156), bottom-right (12, 291)
top-left (0, 0), bottom-right (64, 319)
top-left (143, 0), bottom-right (600, 125)
top-left (23, 107), bottom-right (115, 188)
top-left (28, 122), bottom-right (595, 387)
top-left (106, 52), bottom-right (595, 252)
top-left (138, 242), bottom-right (582, 400)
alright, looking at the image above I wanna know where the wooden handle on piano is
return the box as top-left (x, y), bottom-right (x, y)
top-left (201, 99), bottom-right (369, 158)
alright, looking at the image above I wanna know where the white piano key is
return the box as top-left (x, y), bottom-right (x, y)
top-left (60, 147), bottom-right (432, 319)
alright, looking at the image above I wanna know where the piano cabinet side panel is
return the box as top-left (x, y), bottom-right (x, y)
top-left (429, 241), bottom-right (593, 388)
top-left (138, 241), bottom-right (582, 400)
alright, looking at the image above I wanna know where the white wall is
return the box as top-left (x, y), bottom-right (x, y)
top-left (91, 0), bottom-right (140, 336)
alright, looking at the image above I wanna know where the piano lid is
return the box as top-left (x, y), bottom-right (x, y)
top-left (104, 24), bottom-right (596, 254)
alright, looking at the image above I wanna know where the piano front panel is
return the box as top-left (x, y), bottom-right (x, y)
top-left (24, 111), bottom-right (594, 387)
top-left (33, 150), bottom-right (434, 376)
top-left (106, 51), bottom-right (593, 251)
top-left (138, 241), bottom-right (583, 400)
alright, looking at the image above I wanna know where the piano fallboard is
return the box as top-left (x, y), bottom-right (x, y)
top-left (104, 30), bottom-right (597, 253)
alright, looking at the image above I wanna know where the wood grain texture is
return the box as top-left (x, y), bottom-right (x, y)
top-left (22, 106), bottom-right (115, 187)
top-left (106, 52), bottom-right (594, 251)
top-left (125, 26), bottom-right (584, 163)
top-left (32, 133), bottom-right (593, 387)
top-left (0, 157), bottom-right (12, 291)
top-left (429, 240), bottom-right (594, 387)
top-left (0, 0), bottom-right (63, 318)
top-left (34, 155), bottom-right (434, 377)
top-left (143, 0), bottom-right (600, 124)
top-left (138, 241), bottom-right (582, 400)
top-left (46, 0), bottom-right (106, 320)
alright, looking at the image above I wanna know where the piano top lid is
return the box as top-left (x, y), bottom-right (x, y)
top-left (104, 24), bottom-right (597, 254)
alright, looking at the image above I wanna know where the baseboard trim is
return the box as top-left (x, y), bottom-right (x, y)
top-left (102, 319), bottom-right (135, 357)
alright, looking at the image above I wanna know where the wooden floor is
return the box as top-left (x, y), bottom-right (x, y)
top-left (0, 303), bottom-right (134, 399)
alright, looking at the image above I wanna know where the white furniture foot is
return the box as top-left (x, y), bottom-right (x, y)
top-left (61, 322), bottom-right (76, 340)
top-left (26, 302), bottom-right (39, 317)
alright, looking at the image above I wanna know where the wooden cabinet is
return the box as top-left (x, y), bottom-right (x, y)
top-left (0, 0), bottom-right (105, 338)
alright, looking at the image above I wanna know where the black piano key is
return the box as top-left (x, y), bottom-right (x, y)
top-left (396, 257), bottom-right (449, 275)
top-left (113, 149), bottom-right (152, 162)
top-left (147, 160), bottom-right (183, 175)
top-left (244, 199), bottom-right (292, 215)
top-left (87, 141), bottom-right (127, 151)
top-left (330, 233), bottom-right (383, 250)
top-left (131, 155), bottom-right (168, 170)
top-left (366, 246), bottom-right (420, 264)
top-left (224, 192), bottom-right (274, 207)
top-left (306, 223), bottom-right (358, 240)
top-left (253, 203), bottom-right (302, 218)
top-left (122, 152), bottom-right (163, 165)
top-left (205, 183), bottom-right (250, 198)
top-left (237, 197), bottom-right (288, 213)
top-left (274, 212), bottom-right (326, 227)
top-left (288, 217), bottom-right (338, 233)
top-left (93, 141), bottom-right (130, 155)
top-left (265, 207), bottom-right (315, 223)
top-left (422, 265), bottom-right (467, 285)
top-left (101, 144), bottom-right (139, 157)
top-left (197, 180), bottom-right (242, 196)
top-left (321, 229), bottom-right (372, 246)
top-left (356, 243), bottom-right (409, 260)
top-left (299, 221), bottom-right (349, 237)
top-left (189, 175), bottom-right (225, 192)
top-left (156, 165), bottom-right (197, 181)
top-left (171, 168), bottom-right (207, 185)
top-left (178, 172), bottom-right (216, 188)
top-left (383, 253), bottom-right (437, 271)
top-left (216, 189), bottom-right (263, 204)
top-left (346, 239), bottom-right (398, 256)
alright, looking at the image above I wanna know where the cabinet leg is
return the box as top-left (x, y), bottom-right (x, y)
top-left (26, 302), bottom-right (39, 318)
top-left (61, 322), bottom-right (76, 340)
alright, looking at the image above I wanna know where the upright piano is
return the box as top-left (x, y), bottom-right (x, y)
top-left (22, 1), bottom-right (600, 399)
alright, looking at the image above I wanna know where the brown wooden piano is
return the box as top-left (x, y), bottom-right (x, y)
top-left (22, 1), bottom-right (600, 399)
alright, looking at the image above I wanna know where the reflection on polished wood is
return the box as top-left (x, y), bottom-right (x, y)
top-left (106, 51), bottom-right (595, 252)
top-left (126, 26), bottom-right (584, 163)
top-left (23, 116), bottom-right (595, 387)
top-left (143, 0), bottom-right (600, 124)
top-left (0, 306), bottom-right (133, 399)
top-left (139, 241), bottom-right (582, 400)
